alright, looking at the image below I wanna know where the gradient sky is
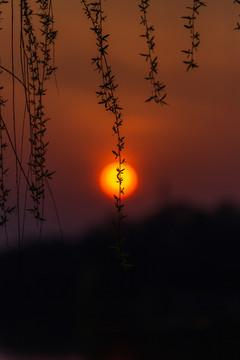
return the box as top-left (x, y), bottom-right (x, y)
top-left (1, 0), bottom-right (240, 239)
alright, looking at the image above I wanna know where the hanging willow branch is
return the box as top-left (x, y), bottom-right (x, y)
top-left (0, 0), bottom-right (15, 243)
top-left (20, 0), bottom-right (57, 227)
top-left (0, 111), bottom-right (15, 242)
top-left (139, 0), bottom-right (167, 104)
top-left (234, 0), bottom-right (240, 30)
top-left (0, 0), bottom-right (62, 244)
top-left (182, 0), bottom-right (206, 71)
top-left (80, 0), bottom-right (131, 269)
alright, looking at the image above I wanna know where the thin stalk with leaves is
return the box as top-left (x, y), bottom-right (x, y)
top-left (182, 0), bottom-right (206, 71)
top-left (20, 0), bottom-right (57, 230)
top-left (139, 0), bottom-right (167, 104)
top-left (0, 0), bottom-right (61, 244)
top-left (0, 0), bottom-right (15, 244)
top-left (80, 0), bottom-right (131, 269)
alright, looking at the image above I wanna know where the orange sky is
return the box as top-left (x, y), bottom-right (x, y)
top-left (1, 0), bottom-right (240, 238)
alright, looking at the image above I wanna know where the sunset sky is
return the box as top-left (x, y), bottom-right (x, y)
top-left (1, 0), bottom-right (240, 239)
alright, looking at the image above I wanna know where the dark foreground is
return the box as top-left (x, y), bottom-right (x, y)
top-left (0, 203), bottom-right (240, 359)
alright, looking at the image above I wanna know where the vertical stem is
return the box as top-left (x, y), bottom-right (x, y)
top-left (0, 107), bottom-right (9, 245)
top-left (11, 0), bottom-right (21, 250)
top-left (99, 0), bottom-right (122, 239)
top-left (81, 1), bottom-right (130, 267)
top-left (139, 0), bottom-right (167, 104)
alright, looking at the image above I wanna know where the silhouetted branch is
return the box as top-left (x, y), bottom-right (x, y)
top-left (182, 0), bottom-right (206, 71)
top-left (81, 0), bottom-right (131, 269)
top-left (139, 0), bottom-right (167, 104)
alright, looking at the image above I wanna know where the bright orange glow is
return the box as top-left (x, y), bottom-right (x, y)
top-left (100, 162), bottom-right (138, 198)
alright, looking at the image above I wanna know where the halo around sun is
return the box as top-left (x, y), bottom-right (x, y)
top-left (99, 162), bottom-right (138, 198)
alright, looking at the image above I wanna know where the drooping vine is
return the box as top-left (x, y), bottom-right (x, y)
top-left (0, 0), bottom-right (15, 244)
top-left (80, 0), bottom-right (131, 268)
top-left (20, 0), bottom-right (57, 229)
top-left (0, 0), bottom-right (61, 244)
top-left (139, 0), bottom-right (167, 104)
top-left (182, 0), bottom-right (206, 71)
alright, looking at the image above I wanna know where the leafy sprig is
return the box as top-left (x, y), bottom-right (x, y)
top-left (0, 0), bottom-right (15, 243)
top-left (81, 0), bottom-right (130, 268)
top-left (182, 0), bottom-right (206, 71)
top-left (20, 0), bottom-right (57, 225)
top-left (139, 0), bottom-right (167, 104)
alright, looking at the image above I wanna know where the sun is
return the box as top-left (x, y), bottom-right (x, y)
top-left (100, 162), bottom-right (138, 198)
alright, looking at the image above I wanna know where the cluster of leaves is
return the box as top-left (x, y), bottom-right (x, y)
top-left (81, 0), bottom-right (131, 269)
top-left (20, 0), bottom-right (57, 225)
top-left (234, 0), bottom-right (240, 30)
top-left (0, 0), bottom-right (15, 242)
top-left (139, 0), bottom-right (167, 104)
top-left (182, 0), bottom-right (206, 71)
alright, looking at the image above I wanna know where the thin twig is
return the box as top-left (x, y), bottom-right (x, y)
top-left (182, 0), bottom-right (206, 71)
top-left (0, 65), bottom-right (30, 93)
top-left (81, 0), bottom-right (131, 269)
top-left (139, 0), bottom-right (167, 104)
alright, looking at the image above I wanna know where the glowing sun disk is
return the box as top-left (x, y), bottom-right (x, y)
top-left (100, 162), bottom-right (138, 198)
